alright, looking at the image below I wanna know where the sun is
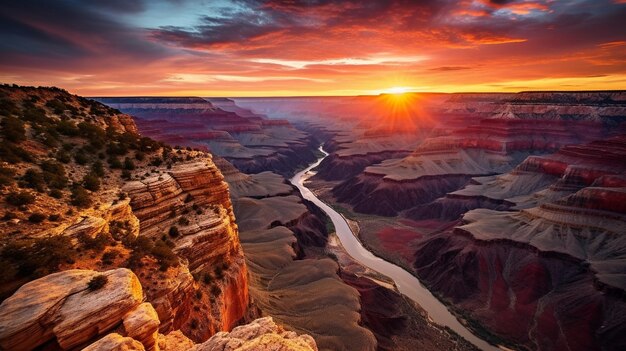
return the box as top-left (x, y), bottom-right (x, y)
top-left (384, 86), bottom-right (412, 94)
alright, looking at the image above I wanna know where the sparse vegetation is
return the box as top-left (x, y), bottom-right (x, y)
top-left (6, 191), bottom-right (35, 206)
top-left (168, 226), bottom-right (180, 238)
top-left (70, 186), bottom-right (92, 208)
top-left (82, 172), bottom-right (101, 191)
top-left (28, 212), bottom-right (46, 223)
top-left (87, 275), bottom-right (108, 291)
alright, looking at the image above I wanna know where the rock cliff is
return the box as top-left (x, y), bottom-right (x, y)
top-left (123, 155), bottom-right (249, 339)
top-left (0, 268), bottom-right (316, 351)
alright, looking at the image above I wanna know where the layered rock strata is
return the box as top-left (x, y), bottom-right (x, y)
top-left (123, 156), bottom-right (249, 337)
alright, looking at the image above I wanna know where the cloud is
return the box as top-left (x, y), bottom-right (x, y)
top-left (1, 0), bottom-right (625, 95)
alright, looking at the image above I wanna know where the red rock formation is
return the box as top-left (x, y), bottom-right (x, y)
top-left (123, 156), bottom-right (249, 337)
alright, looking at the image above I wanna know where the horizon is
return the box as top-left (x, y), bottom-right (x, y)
top-left (1, 1), bottom-right (626, 96)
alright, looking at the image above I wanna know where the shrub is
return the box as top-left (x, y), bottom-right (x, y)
top-left (87, 275), bottom-right (108, 291)
top-left (108, 157), bottom-right (122, 169)
top-left (178, 217), bottom-right (190, 226)
top-left (123, 157), bottom-right (135, 170)
top-left (48, 214), bottom-right (61, 221)
top-left (28, 212), bottom-right (46, 223)
top-left (101, 250), bottom-right (119, 265)
top-left (45, 99), bottom-right (66, 114)
top-left (6, 191), bottom-right (35, 206)
top-left (40, 160), bottom-right (67, 189)
top-left (55, 150), bottom-right (71, 163)
top-left (70, 186), bottom-right (92, 208)
top-left (22, 107), bottom-right (47, 124)
top-left (49, 189), bottom-right (63, 199)
top-left (210, 285), bottom-right (221, 296)
top-left (168, 226), bottom-right (180, 238)
top-left (78, 232), bottom-right (110, 251)
top-left (135, 151), bottom-right (145, 161)
top-left (121, 170), bottom-right (131, 180)
top-left (151, 239), bottom-right (179, 271)
top-left (1, 236), bottom-right (74, 277)
top-left (56, 120), bottom-right (79, 136)
top-left (1, 116), bottom-right (26, 142)
top-left (22, 169), bottom-right (45, 192)
top-left (91, 161), bottom-right (105, 177)
top-left (74, 151), bottom-right (89, 165)
top-left (0, 166), bottom-right (15, 186)
top-left (82, 172), bottom-right (101, 191)
top-left (184, 194), bottom-right (193, 203)
top-left (202, 272), bottom-right (213, 284)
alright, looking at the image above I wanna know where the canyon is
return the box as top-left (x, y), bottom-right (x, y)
top-left (1, 85), bottom-right (625, 351)
top-left (231, 91), bottom-right (626, 351)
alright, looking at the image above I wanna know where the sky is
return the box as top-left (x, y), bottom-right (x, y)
top-left (0, 0), bottom-right (625, 97)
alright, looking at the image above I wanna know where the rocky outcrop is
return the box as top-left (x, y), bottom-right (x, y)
top-left (83, 333), bottom-right (146, 351)
top-left (123, 156), bottom-right (249, 337)
top-left (196, 317), bottom-right (317, 351)
top-left (0, 268), bottom-right (317, 351)
top-left (0, 269), bottom-right (143, 350)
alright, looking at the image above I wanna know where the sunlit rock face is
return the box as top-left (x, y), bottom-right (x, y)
top-left (0, 269), bottom-right (317, 351)
top-left (0, 269), bottom-right (144, 351)
top-left (196, 317), bottom-right (318, 351)
top-left (123, 156), bottom-right (249, 338)
top-left (96, 97), bottom-right (318, 176)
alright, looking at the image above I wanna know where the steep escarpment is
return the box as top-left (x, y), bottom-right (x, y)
top-left (0, 85), bottom-right (253, 348)
top-left (123, 155), bottom-right (249, 339)
top-left (96, 97), bottom-right (319, 176)
top-left (333, 118), bottom-right (607, 216)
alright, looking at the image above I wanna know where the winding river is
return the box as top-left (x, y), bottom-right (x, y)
top-left (290, 146), bottom-right (499, 351)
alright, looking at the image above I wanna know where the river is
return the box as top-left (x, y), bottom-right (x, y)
top-left (290, 146), bottom-right (499, 351)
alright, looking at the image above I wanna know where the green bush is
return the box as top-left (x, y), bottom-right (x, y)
top-left (91, 161), bottom-right (105, 177)
top-left (6, 191), bottom-right (35, 206)
top-left (108, 157), bottom-right (122, 169)
top-left (45, 99), bottom-right (66, 114)
top-left (74, 151), bottom-right (89, 165)
top-left (0, 166), bottom-right (15, 186)
top-left (78, 232), bottom-right (111, 251)
top-left (70, 186), bottom-right (92, 208)
top-left (28, 212), bottom-right (46, 223)
top-left (40, 160), bottom-right (67, 189)
top-left (22, 169), bottom-right (45, 191)
top-left (151, 239), bottom-right (179, 271)
top-left (168, 226), bottom-right (180, 238)
top-left (0, 236), bottom-right (74, 277)
top-left (22, 107), bottom-right (47, 124)
top-left (82, 172), bottom-right (101, 191)
top-left (0, 98), bottom-right (19, 116)
top-left (87, 275), bottom-right (108, 291)
top-left (55, 150), bottom-right (71, 163)
top-left (1, 115), bottom-right (26, 142)
top-left (123, 157), bottom-right (135, 170)
top-left (49, 189), bottom-right (63, 199)
top-left (56, 120), bottom-right (79, 136)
